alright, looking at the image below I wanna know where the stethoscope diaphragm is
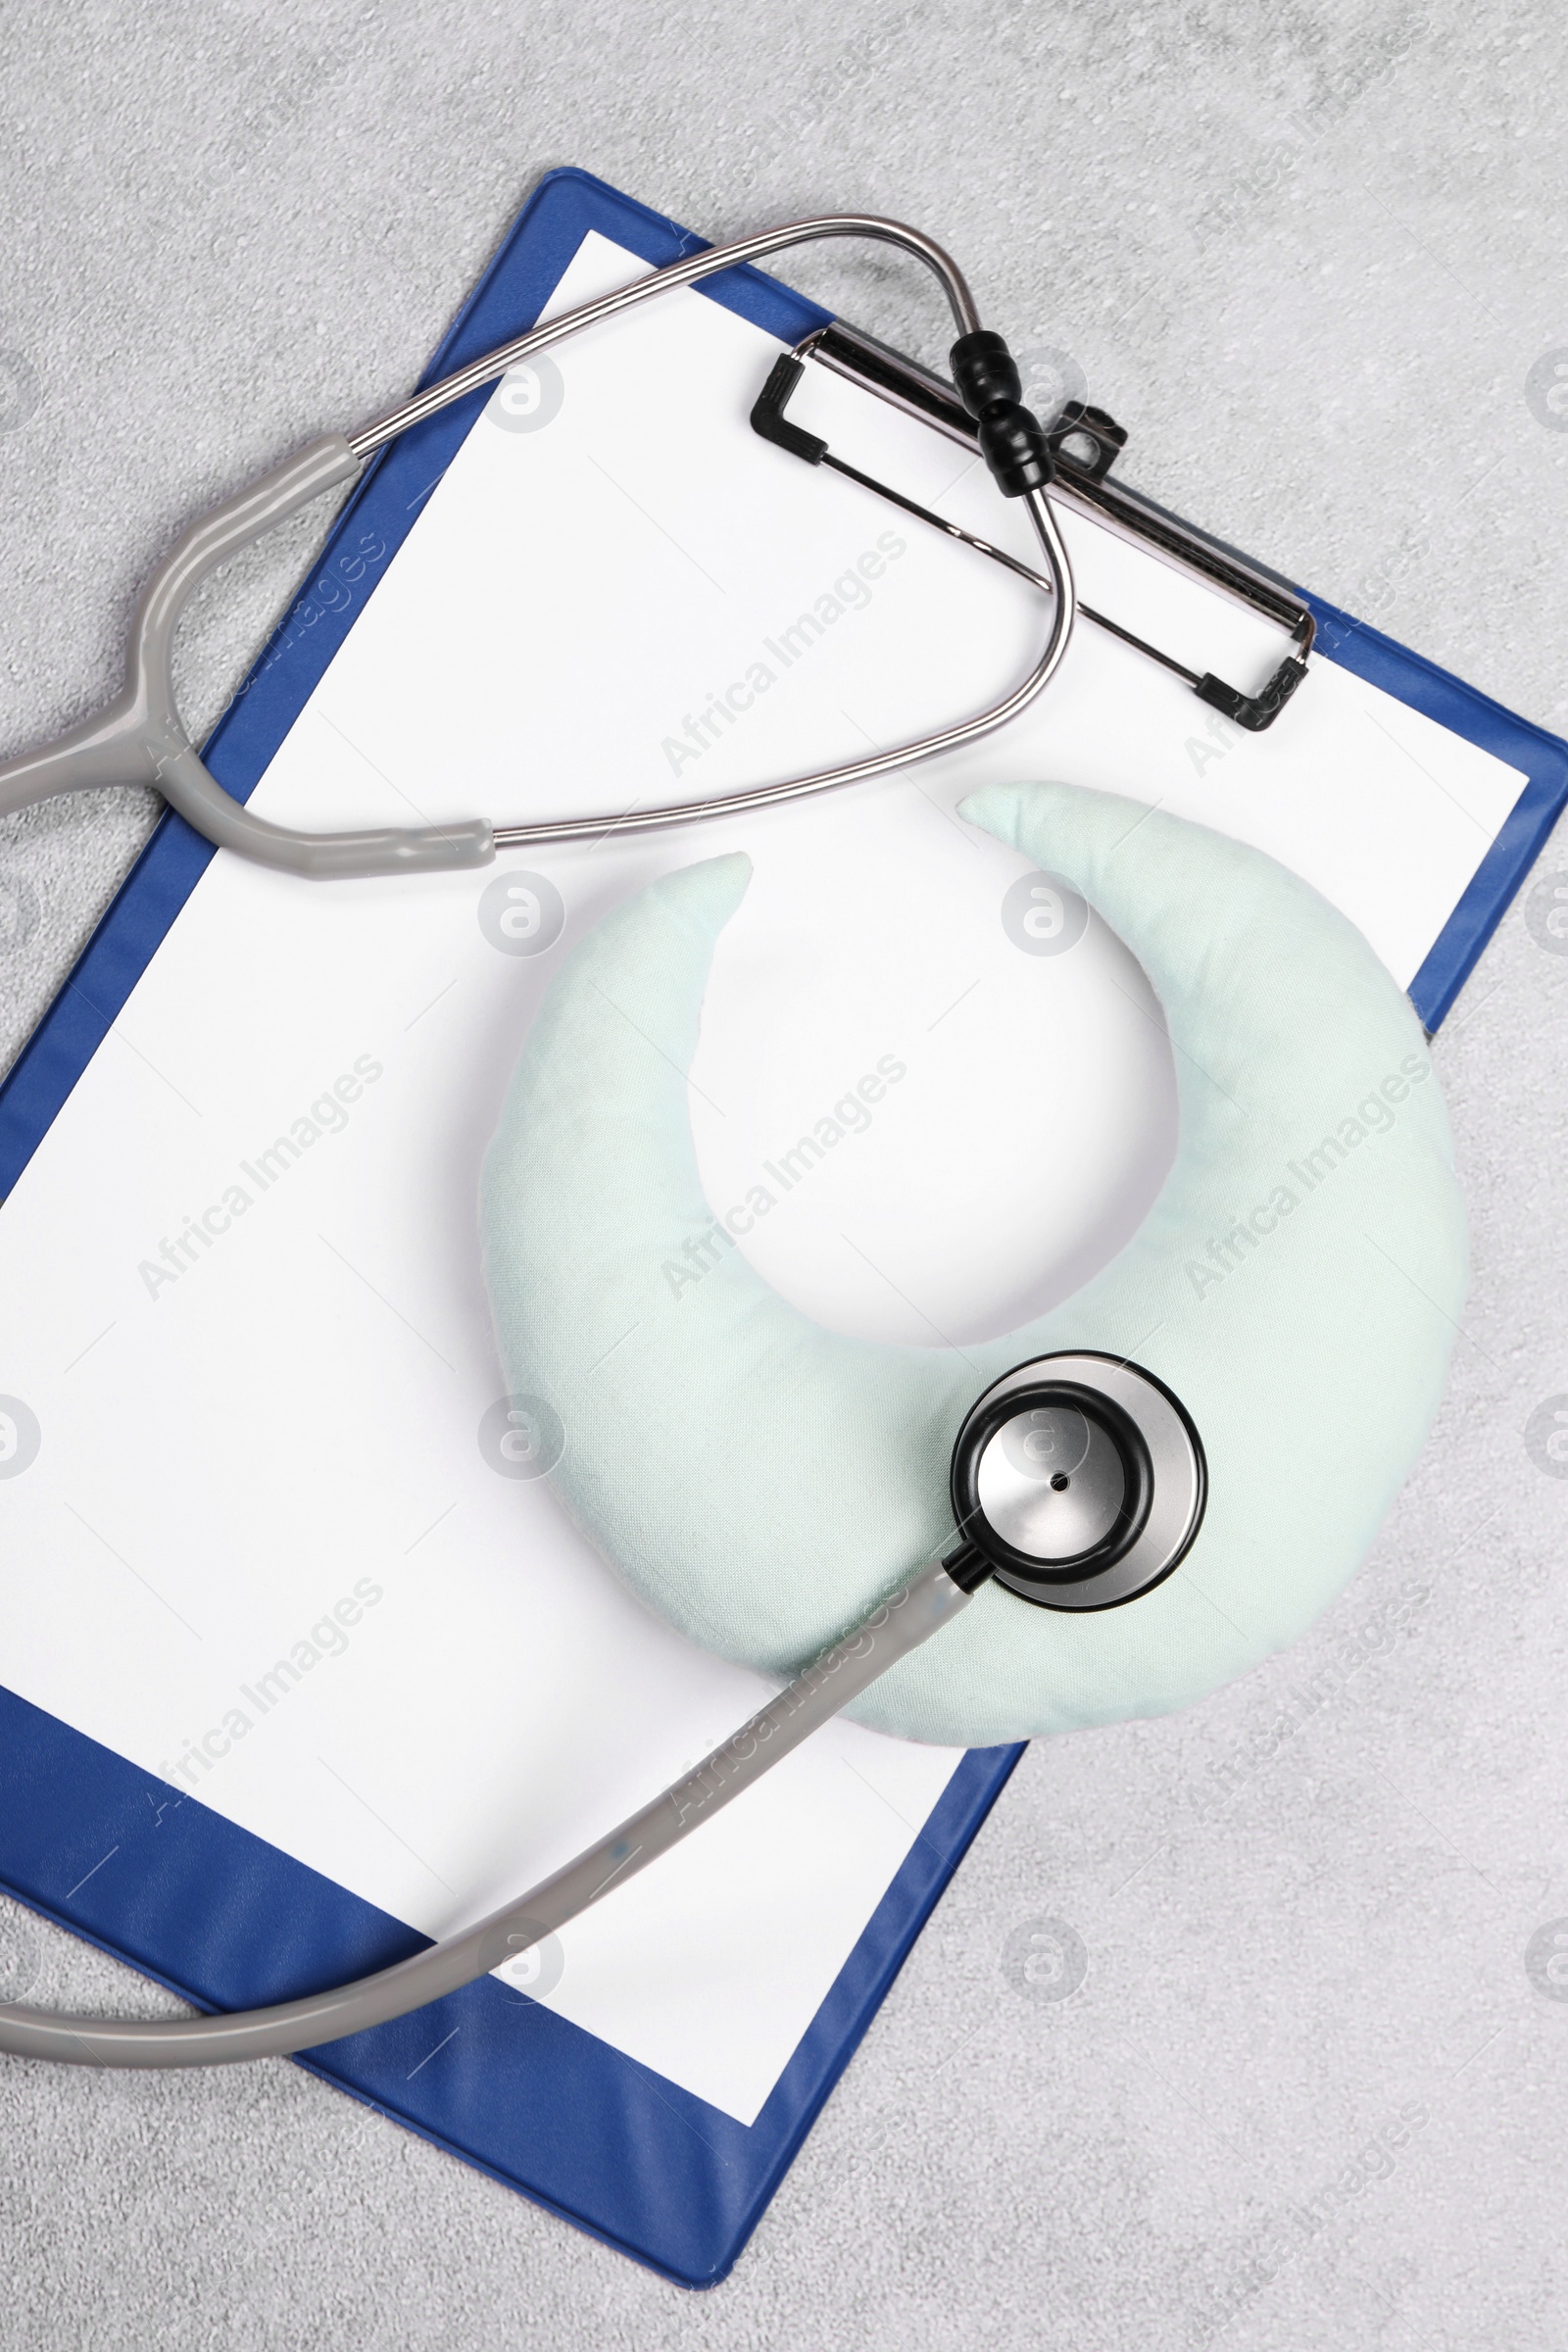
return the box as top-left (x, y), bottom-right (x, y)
top-left (949, 1351), bottom-right (1206, 1609)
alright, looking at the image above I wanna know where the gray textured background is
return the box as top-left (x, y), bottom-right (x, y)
top-left (2, 3), bottom-right (1568, 2344)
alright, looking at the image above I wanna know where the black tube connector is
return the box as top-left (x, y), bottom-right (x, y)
top-left (942, 1540), bottom-right (994, 1594)
top-left (950, 330), bottom-right (1054, 498)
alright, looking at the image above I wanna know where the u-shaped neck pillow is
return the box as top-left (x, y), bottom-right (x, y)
top-left (480, 782), bottom-right (1466, 1748)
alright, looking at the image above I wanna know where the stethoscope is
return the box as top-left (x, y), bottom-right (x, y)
top-left (0, 220), bottom-right (1211, 2067)
top-left (0, 215), bottom-right (1078, 876)
top-left (0, 1351), bottom-right (1204, 2065)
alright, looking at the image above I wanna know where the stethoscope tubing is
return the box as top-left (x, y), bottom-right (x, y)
top-left (0, 215), bottom-right (1075, 877)
top-left (0, 215), bottom-right (1084, 2068)
top-left (0, 1558), bottom-right (971, 2067)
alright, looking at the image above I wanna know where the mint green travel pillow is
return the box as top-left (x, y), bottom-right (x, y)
top-left (479, 782), bottom-right (1467, 1747)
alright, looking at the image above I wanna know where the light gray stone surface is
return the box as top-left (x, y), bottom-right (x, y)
top-left (3, 3), bottom-right (1568, 2343)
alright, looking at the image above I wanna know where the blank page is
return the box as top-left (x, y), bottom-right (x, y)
top-left (0, 232), bottom-right (1525, 2126)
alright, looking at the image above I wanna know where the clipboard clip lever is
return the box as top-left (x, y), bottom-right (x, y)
top-left (752, 331), bottom-right (1314, 736)
top-left (1194, 654), bottom-right (1309, 732)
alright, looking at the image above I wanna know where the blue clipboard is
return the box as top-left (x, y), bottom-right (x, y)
top-left (0, 167), bottom-right (1562, 2288)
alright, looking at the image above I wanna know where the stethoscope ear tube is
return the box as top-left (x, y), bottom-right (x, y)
top-left (0, 1354), bottom-right (1205, 2065)
top-left (0, 435), bottom-right (495, 880)
top-left (0, 217), bottom-right (1077, 875)
top-left (0, 1556), bottom-right (976, 2068)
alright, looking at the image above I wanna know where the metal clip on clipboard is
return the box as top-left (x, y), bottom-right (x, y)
top-left (752, 321), bottom-right (1314, 733)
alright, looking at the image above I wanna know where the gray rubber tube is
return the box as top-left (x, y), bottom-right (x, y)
top-left (0, 435), bottom-right (494, 879)
top-left (0, 216), bottom-right (1067, 877)
top-left (0, 1557), bottom-right (971, 2067)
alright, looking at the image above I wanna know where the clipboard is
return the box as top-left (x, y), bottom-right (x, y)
top-left (0, 166), bottom-right (1563, 2290)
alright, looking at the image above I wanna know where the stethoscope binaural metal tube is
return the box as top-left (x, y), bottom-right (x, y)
top-left (489, 483), bottom-right (1074, 849)
top-left (348, 214), bottom-right (985, 457)
top-left (0, 216), bottom-right (1074, 879)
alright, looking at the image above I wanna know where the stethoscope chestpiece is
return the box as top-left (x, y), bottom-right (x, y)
top-left (949, 1351), bottom-right (1206, 1611)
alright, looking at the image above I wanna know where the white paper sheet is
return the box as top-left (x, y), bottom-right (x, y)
top-left (0, 232), bottom-right (1526, 2123)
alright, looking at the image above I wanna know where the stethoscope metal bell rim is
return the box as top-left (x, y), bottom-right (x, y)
top-left (948, 1351), bottom-right (1207, 1611)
